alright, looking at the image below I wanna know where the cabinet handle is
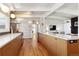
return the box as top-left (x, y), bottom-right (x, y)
top-left (69, 40), bottom-right (77, 44)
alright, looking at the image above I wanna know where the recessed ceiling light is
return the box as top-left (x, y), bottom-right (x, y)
top-left (36, 22), bottom-right (39, 24)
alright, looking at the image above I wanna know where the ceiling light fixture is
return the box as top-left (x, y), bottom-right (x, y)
top-left (0, 4), bottom-right (10, 13)
top-left (10, 13), bottom-right (16, 19)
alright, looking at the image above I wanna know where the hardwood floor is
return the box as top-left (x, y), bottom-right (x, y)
top-left (19, 39), bottom-right (49, 56)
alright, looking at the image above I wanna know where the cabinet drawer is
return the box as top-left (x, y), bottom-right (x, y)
top-left (67, 40), bottom-right (79, 56)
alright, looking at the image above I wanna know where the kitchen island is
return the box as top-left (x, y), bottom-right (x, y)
top-left (0, 33), bottom-right (23, 56)
top-left (38, 33), bottom-right (79, 56)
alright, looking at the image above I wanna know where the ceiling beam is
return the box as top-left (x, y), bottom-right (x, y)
top-left (43, 3), bottom-right (64, 18)
top-left (16, 14), bottom-right (43, 18)
top-left (55, 9), bottom-right (78, 16)
top-left (47, 15), bottom-right (69, 20)
top-left (15, 9), bottom-right (50, 11)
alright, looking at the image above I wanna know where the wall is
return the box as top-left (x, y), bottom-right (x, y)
top-left (64, 20), bottom-right (71, 34)
top-left (78, 16), bottom-right (79, 36)
top-left (16, 18), bottom-right (42, 38)
top-left (78, 3), bottom-right (79, 36)
top-left (46, 19), bottom-right (64, 32)
top-left (0, 12), bottom-right (10, 33)
top-left (16, 17), bottom-right (71, 38)
top-left (38, 18), bottom-right (71, 34)
top-left (16, 18), bottom-right (32, 38)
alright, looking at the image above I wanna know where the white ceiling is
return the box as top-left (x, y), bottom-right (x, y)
top-left (49, 11), bottom-right (77, 18)
top-left (48, 3), bottom-right (78, 19)
top-left (5, 3), bottom-right (54, 11)
top-left (58, 3), bottom-right (78, 10)
top-left (0, 3), bottom-right (78, 20)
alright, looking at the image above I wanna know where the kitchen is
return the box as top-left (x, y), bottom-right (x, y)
top-left (0, 3), bottom-right (79, 56)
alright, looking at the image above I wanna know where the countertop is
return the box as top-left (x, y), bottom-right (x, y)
top-left (0, 33), bottom-right (22, 48)
top-left (39, 32), bottom-right (79, 40)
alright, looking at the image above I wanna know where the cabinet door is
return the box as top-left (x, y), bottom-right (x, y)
top-left (42, 35), bottom-right (57, 56)
top-left (2, 39), bottom-right (17, 56)
top-left (57, 38), bottom-right (67, 56)
top-left (38, 33), bottom-right (57, 56)
top-left (38, 33), bottom-right (44, 42)
top-left (47, 36), bottom-right (57, 56)
top-left (78, 40), bottom-right (79, 56)
top-left (15, 35), bottom-right (22, 50)
top-left (2, 35), bottom-right (22, 56)
top-left (67, 40), bottom-right (79, 56)
top-left (0, 49), bottom-right (2, 56)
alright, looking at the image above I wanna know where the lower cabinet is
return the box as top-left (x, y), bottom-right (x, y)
top-left (0, 49), bottom-right (1, 56)
top-left (56, 39), bottom-right (67, 56)
top-left (49, 37), bottom-right (57, 56)
top-left (0, 34), bottom-right (23, 56)
top-left (67, 40), bottom-right (79, 56)
top-left (38, 33), bottom-right (79, 56)
top-left (38, 33), bottom-right (57, 55)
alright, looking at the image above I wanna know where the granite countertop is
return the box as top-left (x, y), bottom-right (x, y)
top-left (0, 33), bottom-right (22, 48)
top-left (40, 32), bottom-right (79, 40)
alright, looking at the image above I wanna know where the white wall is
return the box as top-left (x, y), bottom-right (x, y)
top-left (45, 19), bottom-right (64, 33)
top-left (78, 16), bottom-right (79, 36)
top-left (0, 12), bottom-right (10, 33)
top-left (17, 18), bottom-right (32, 38)
top-left (64, 20), bottom-right (71, 34)
top-left (0, 18), bottom-right (10, 33)
top-left (16, 18), bottom-right (42, 38)
top-left (17, 17), bottom-right (71, 38)
top-left (39, 18), bottom-right (71, 34)
top-left (78, 4), bottom-right (79, 36)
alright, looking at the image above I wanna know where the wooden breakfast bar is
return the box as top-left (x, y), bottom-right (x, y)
top-left (38, 33), bottom-right (79, 56)
top-left (0, 33), bottom-right (23, 56)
